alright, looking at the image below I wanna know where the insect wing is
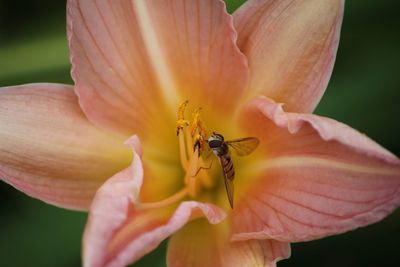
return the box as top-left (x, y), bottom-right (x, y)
top-left (218, 157), bottom-right (235, 209)
top-left (226, 137), bottom-right (259, 156)
top-left (224, 174), bottom-right (234, 209)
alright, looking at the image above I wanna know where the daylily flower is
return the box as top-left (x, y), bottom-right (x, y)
top-left (1, 0), bottom-right (399, 266)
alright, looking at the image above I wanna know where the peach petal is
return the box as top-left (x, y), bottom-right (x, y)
top-left (133, 0), bottom-right (249, 119)
top-left (234, 0), bottom-right (344, 112)
top-left (0, 83), bottom-right (130, 210)
top-left (83, 138), bottom-right (226, 267)
top-left (68, 0), bottom-right (248, 136)
top-left (167, 219), bottom-right (290, 267)
top-left (67, 0), bottom-right (172, 136)
top-left (232, 97), bottom-right (400, 242)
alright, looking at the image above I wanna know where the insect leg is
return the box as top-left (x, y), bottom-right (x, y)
top-left (192, 158), bottom-right (213, 177)
top-left (202, 147), bottom-right (214, 160)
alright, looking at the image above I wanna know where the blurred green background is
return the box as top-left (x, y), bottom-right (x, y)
top-left (0, 0), bottom-right (399, 266)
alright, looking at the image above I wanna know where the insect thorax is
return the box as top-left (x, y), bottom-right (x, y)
top-left (212, 143), bottom-right (229, 157)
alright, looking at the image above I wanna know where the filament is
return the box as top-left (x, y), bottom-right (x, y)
top-left (178, 130), bottom-right (189, 170)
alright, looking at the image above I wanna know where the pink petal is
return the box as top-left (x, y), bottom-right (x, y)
top-left (167, 219), bottom-right (290, 267)
top-left (234, 0), bottom-right (344, 113)
top-left (68, 0), bottom-right (248, 135)
top-left (83, 139), bottom-right (226, 267)
top-left (232, 96), bottom-right (400, 242)
top-left (0, 83), bottom-right (130, 210)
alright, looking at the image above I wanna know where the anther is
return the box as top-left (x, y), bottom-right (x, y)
top-left (190, 108), bottom-right (208, 138)
top-left (175, 101), bottom-right (215, 200)
top-left (176, 100), bottom-right (189, 135)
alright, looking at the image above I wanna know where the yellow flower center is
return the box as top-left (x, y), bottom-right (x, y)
top-left (137, 101), bottom-right (260, 210)
top-left (139, 101), bottom-right (218, 209)
top-left (137, 99), bottom-right (261, 211)
top-left (176, 101), bottom-right (215, 198)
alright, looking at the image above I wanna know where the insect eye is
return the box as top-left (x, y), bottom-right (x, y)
top-left (208, 139), bottom-right (222, 148)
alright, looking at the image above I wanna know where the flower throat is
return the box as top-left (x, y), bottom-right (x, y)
top-left (138, 101), bottom-right (259, 210)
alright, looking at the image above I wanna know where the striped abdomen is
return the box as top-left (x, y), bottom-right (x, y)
top-left (220, 154), bottom-right (235, 182)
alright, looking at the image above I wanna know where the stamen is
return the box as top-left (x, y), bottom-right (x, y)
top-left (189, 148), bottom-right (201, 178)
top-left (178, 130), bottom-right (189, 170)
top-left (193, 133), bottom-right (203, 156)
top-left (178, 100), bottom-right (189, 119)
top-left (198, 157), bottom-right (214, 189)
top-left (176, 119), bottom-right (189, 136)
top-left (140, 101), bottom-right (221, 210)
top-left (190, 108), bottom-right (202, 136)
top-left (190, 108), bottom-right (209, 157)
top-left (190, 108), bottom-right (208, 138)
top-left (185, 147), bottom-right (200, 197)
top-left (184, 127), bottom-right (193, 155)
top-left (176, 100), bottom-right (189, 136)
top-left (138, 188), bottom-right (188, 209)
top-left (176, 100), bottom-right (190, 170)
top-left (175, 101), bottom-right (214, 201)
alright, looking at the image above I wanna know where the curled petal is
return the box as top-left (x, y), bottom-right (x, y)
top-left (234, 0), bottom-right (344, 112)
top-left (167, 219), bottom-right (290, 267)
top-left (68, 0), bottom-right (248, 135)
top-left (232, 96), bottom-right (400, 242)
top-left (0, 84), bottom-right (130, 210)
top-left (83, 140), bottom-right (226, 267)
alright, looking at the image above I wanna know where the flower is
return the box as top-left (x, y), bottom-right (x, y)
top-left (1, 0), bottom-right (399, 267)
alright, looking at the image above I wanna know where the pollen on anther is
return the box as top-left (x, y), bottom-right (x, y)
top-left (190, 108), bottom-right (208, 138)
top-left (176, 100), bottom-right (189, 135)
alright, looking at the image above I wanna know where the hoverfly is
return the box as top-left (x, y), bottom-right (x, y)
top-left (208, 132), bottom-right (259, 209)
